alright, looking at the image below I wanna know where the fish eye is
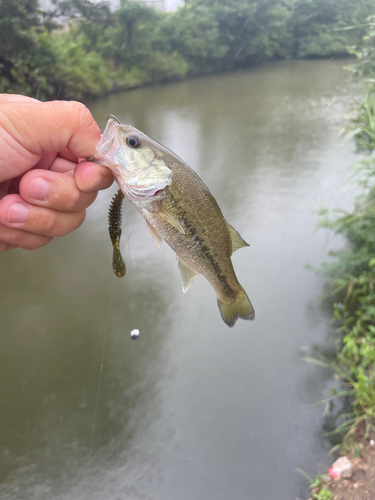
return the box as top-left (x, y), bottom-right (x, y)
top-left (126, 135), bottom-right (142, 148)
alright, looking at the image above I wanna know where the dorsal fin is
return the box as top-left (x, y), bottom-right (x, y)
top-left (226, 222), bottom-right (249, 254)
top-left (177, 257), bottom-right (199, 293)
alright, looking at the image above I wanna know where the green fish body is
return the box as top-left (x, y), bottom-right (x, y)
top-left (93, 116), bottom-right (254, 327)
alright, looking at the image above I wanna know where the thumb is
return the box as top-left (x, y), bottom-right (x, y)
top-left (0, 100), bottom-right (101, 181)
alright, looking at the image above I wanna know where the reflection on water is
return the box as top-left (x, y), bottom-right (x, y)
top-left (0, 60), bottom-right (362, 499)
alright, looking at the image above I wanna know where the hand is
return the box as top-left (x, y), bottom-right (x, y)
top-left (0, 95), bottom-right (113, 253)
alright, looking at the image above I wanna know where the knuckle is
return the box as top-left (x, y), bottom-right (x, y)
top-left (55, 210), bottom-right (86, 237)
top-left (65, 188), bottom-right (82, 211)
top-left (43, 210), bottom-right (59, 234)
top-left (20, 235), bottom-right (52, 251)
top-left (26, 237), bottom-right (53, 250)
top-left (15, 229), bottom-right (34, 249)
top-left (69, 191), bottom-right (96, 211)
top-left (72, 210), bottom-right (86, 231)
top-left (51, 177), bottom-right (94, 212)
top-left (0, 226), bottom-right (47, 251)
top-left (66, 101), bottom-right (91, 129)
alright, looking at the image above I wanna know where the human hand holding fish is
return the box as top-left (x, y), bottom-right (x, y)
top-left (92, 115), bottom-right (255, 327)
top-left (0, 95), bottom-right (114, 252)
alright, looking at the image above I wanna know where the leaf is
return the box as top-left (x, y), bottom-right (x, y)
top-left (295, 467), bottom-right (313, 483)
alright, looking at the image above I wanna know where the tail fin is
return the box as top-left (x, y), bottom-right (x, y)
top-left (217, 288), bottom-right (255, 327)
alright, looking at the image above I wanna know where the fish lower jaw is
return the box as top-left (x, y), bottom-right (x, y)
top-left (91, 155), bottom-right (112, 168)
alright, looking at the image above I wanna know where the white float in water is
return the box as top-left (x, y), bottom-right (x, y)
top-left (130, 329), bottom-right (140, 339)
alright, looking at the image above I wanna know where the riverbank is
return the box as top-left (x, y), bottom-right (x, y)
top-left (303, 19), bottom-right (375, 500)
top-left (1, 0), bottom-right (372, 102)
top-left (308, 425), bottom-right (375, 500)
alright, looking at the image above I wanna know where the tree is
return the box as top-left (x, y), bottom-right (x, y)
top-left (288, 0), bottom-right (374, 58)
top-left (0, 0), bottom-right (58, 96)
top-left (155, 4), bottom-right (226, 72)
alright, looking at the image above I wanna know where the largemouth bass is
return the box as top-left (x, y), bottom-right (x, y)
top-left (92, 115), bottom-right (255, 327)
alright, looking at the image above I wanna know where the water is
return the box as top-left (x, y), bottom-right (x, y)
top-left (0, 60), bottom-right (362, 499)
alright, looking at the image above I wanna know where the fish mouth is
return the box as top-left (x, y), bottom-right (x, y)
top-left (99, 117), bottom-right (120, 154)
top-left (98, 135), bottom-right (115, 156)
top-left (90, 116), bottom-right (120, 165)
top-left (107, 115), bottom-right (120, 124)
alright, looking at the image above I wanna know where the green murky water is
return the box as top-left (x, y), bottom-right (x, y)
top-left (0, 59), bottom-right (362, 499)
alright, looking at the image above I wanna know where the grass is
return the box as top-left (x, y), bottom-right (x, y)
top-left (296, 468), bottom-right (333, 500)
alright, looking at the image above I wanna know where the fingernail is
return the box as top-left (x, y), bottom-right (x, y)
top-left (28, 178), bottom-right (50, 201)
top-left (88, 174), bottom-right (103, 191)
top-left (8, 203), bottom-right (28, 223)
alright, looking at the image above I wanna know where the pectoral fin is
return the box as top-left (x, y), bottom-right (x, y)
top-left (159, 206), bottom-right (185, 234)
top-left (226, 222), bottom-right (249, 254)
top-left (178, 257), bottom-right (199, 293)
top-left (146, 220), bottom-right (163, 249)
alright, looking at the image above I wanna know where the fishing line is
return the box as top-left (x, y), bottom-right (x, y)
top-left (89, 197), bottom-right (139, 456)
top-left (122, 201), bottom-right (138, 335)
top-left (89, 277), bottom-right (115, 456)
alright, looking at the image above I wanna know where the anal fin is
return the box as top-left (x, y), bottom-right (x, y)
top-left (226, 222), bottom-right (249, 254)
top-left (178, 257), bottom-right (199, 293)
top-left (146, 220), bottom-right (163, 249)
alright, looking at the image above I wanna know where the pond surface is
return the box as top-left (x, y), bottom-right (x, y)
top-left (0, 60), bottom-right (362, 499)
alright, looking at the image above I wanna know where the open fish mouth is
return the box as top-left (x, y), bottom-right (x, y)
top-left (90, 116), bottom-right (121, 165)
top-left (107, 114), bottom-right (120, 124)
top-left (98, 117), bottom-right (119, 154)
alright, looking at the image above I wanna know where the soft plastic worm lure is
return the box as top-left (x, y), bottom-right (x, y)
top-left (108, 189), bottom-right (126, 278)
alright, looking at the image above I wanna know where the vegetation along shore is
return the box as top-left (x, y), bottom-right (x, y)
top-left (1, 0), bottom-right (374, 101)
top-left (301, 16), bottom-right (375, 500)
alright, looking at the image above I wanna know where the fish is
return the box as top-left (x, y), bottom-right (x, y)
top-left (92, 115), bottom-right (255, 327)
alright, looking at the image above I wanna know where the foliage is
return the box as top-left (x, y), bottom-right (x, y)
top-left (308, 18), bottom-right (375, 445)
top-left (347, 15), bottom-right (375, 89)
top-left (0, 0), bottom-right (56, 97)
top-left (312, 488), bottom-right (332, 500)
top-left (344, 97), bottom-right (375, 155)
top-left (50, 31), bottom-right (112, 100)
top-left (155, 4), bottom-right (226, 73)
top-left (296, 468), bottom-right (333, 500)
top-left (0, 0), bottom-right (374, 100)
top-left (311, 162), bottom-right (375, 435)
top-left (49, 0), bottom-right (113, 23)
top-left (289, 0), bottom-right (374, 58)
top-left (0, 0), bottom-right (39, 52)
top-left (173, 0), bottom-right (295, 69)
top-left (180, 0), bottom-right (374, 68)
